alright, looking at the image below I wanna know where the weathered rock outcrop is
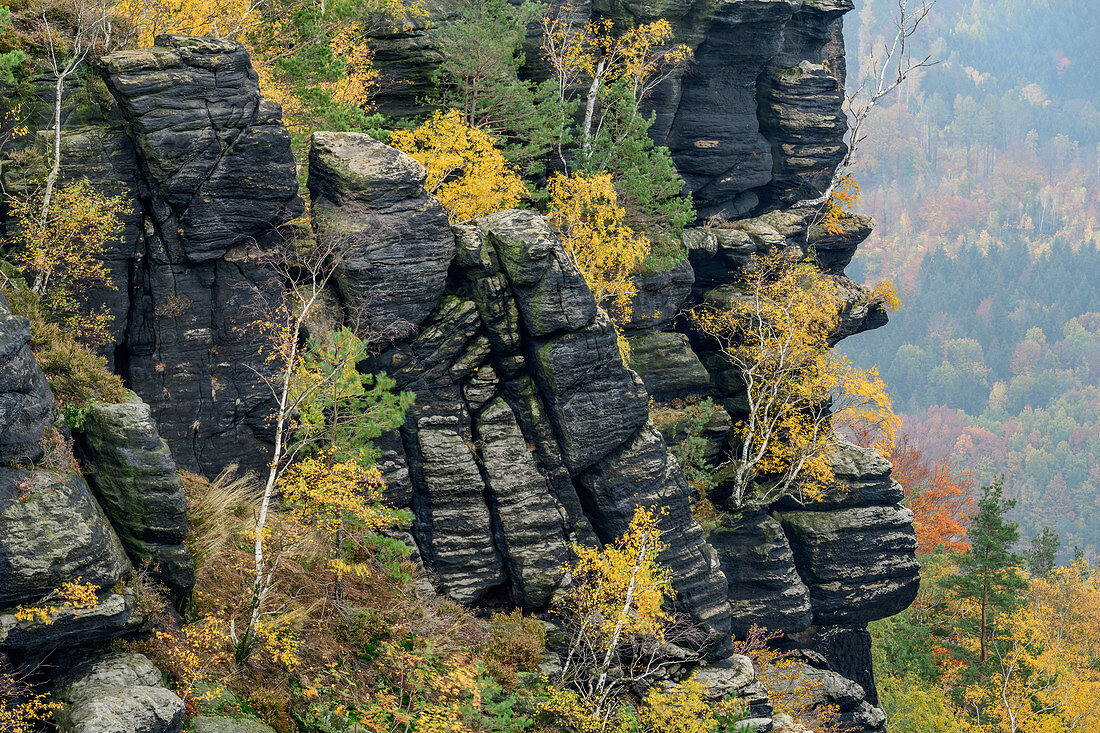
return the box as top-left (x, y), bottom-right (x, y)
top-left (0, 290), bottom-right (184, 671)
top-left (0, 292), bottom-right (55, 464)
top-left (311, 136), bottom-right (733, 648)
top-left (0, 16), bottom-right (916, 727)
top-left (78, 395), bottom-right (195, 596)
top-left (25, 35), bottom-right (307, 478)
top-left (709, 511), bottom-right (813, 637)
top-left (308, 132), bottom-right (454, 332)
top-left (775, 443), bottom-right (920, 627)
top-left (55, 652), bottom-right (184, 733)
top-left (361, 0), bottom-right (852, 220)
top-left (0, 298), bottom-right (134, 620)
top-left (0, 468), bottom-right (132, 609)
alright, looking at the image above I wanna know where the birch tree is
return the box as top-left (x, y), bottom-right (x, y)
top-left (233, 227), bottom-right (411, 662)
top-left (38, 0), bottom-right (114, 226)
top-left (800, 0), bottom-right (938, 211)
top-left (691, 250), bottom-right (895, 509)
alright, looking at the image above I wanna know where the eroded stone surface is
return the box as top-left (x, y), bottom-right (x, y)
top-left (55, 652), bottom-right (184, 733)
top-left (79, 394), bottom-right (194, 595)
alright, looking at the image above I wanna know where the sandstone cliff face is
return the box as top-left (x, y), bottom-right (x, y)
top-left (304, 140), bottom-right (733, 646)
top-left (364, 0), bottom-right (851, 220)
top-left (0, 294), bottom-right (194, 672)
top-left (0, 17), bottom-right (918, 729)
top-left (37, 35), bottom-right (306, 478)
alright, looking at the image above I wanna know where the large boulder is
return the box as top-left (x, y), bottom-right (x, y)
top-left (0, 468), bottom-right (131, 609)
top-left (303, 135), bottom-right (734, 637)
top-left (78, 394), bottom-right (194, 595)
top-left (709, 511), bottom-right (812, 637)
top-left (55, 652), bottom-right (184, 733)
top-left (776, 505), bottom-right (920, 626)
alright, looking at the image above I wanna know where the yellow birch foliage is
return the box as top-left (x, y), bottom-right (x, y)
top-left (973, 563), bottom-right (1100, 733)
top-left (556, 505), bottom-right (671, 643)
top-left (733, 626), bottom-right (841, 733)
top-left (13, 579), bottom-right (100, 625)
top-left (112, 0), bottom-right (259, 47)
top-left (541, 506), bottom-right (680, 733)
top-left (8, 179), bottom-right (122, 346)
top-left (279, 455), bottom-right (389, 536)
top-left (547, 171), bottom-right (649, 319)
top-left (325, 27), bottom-right (382, 109)
top-left (870, 279), bottom-right (902, 311)
top-left (389, 110), bottom-right (526, 222)
top-left (822, 175), bottom-right (861, 236)
top-left (0, 674), bottom-right (61, 733)
top-left (638, 678), bottom-right (745, 733)
top-left (692, 251), bottom-right (896, 507)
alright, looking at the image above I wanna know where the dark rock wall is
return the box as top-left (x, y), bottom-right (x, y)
top-left (0, 12), bottom-right (918, 725)
top-left (305, 150), bottom-right (733, 647)
top-left (37, 35), bottom-right (306, 478)
top-left (362, 0), bottom-right (851, 221)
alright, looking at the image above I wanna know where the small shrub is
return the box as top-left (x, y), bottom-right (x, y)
top-left (487, 609), bottom-right (546, 671)
top-left (5, 287), bottom-right (125, 411)
top-left (0, 671), bottom-right (61, 733)
top-left (38, 426), bottom-right (77, 473)
top-left (13, 578), bottom-right (99, 625)
top-left (483, 609), bottom-right (546, 688)
top-left (248, 688), bottom-right (293, 733)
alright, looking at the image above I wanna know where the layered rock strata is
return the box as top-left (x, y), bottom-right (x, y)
top-left (310, 135), bottom-right (732, 648)
top-left (12, 35), bottom-right (307, 478)
top-left (362, 0), bottom-right (853, 220)
top-left (0, 25), bottom-right (919, 729)
top-left (0, 297), bottom-right (169, 668)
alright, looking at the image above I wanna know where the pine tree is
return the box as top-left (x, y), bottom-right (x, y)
top-left (433, 0), bottom-right (560, 177)
top-left (1025, 525), bottom-right (1060, 578)
top-left (940, 478), bottom-right (1027, 683)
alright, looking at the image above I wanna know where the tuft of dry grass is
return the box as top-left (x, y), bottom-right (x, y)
top-left (181, 465), bottom-right (258, 573)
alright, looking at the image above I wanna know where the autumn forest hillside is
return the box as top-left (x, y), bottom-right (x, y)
top-left (841, 0), bottom-right (1100, 559)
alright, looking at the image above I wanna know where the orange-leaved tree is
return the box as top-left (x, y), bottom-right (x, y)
top-left (546, 170), bottom-right (649, 322)
top-left (389, 109), bottom-right (526, 222)
top-left (888, 435), bottom-right (974, 555)
top-left (691, 250), bottom-right (896, 509)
